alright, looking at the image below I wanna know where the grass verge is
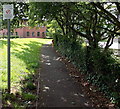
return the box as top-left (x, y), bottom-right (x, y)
top-left (0, 38), bottom-right (52, 108)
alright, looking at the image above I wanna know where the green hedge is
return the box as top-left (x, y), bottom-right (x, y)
top-left (0, 35), bottom-right (19, 39)
top-left (53, 33), bottom-right (120, 107)
top-left (86, 48), bottom-right (120, 105)
top-left (54, 34), bottom-right (87, 73)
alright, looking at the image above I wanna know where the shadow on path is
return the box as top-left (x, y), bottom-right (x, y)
top-left (38, 44), bottom-right (94, 108)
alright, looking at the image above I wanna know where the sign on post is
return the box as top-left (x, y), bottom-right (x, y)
top-left (3, 4), bottom-right (14, 20)
top-left (3, 4), bottom-right (14, 93)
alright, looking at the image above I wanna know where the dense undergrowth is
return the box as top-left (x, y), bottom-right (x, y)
top-left (53, 34), bottom-right (120, 107)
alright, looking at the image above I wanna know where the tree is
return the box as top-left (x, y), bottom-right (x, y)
top-left (91, 2), bottom-right (120, 50)
top-left (1, 2), bottom-right (29, 30)
top-left (46, 20), bottom-right (62, 38)
top-left (29, 2), bottom-right (119, 51)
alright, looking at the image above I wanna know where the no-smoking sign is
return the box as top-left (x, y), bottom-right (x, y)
top-left (6, 10), bottom-right (11, 14)
top-left (3, 4), bottom-right (14, 20)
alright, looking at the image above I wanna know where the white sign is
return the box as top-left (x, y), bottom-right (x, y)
top-left (3, 4), bottom-right (14, 20)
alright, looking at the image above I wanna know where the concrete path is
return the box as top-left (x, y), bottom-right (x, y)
top-left (38, 44), bottom-right (93, 108)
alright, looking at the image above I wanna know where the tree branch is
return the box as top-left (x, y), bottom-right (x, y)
top-left (92, 2), bottom-right (120, 28)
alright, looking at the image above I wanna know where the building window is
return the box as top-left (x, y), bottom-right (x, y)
top-left (32, 32), bottom-right (34, 37)
top-left (11, 32), bottom-right (13, 35)
top-left (16, 32), bottom-right (18, 36)
top-left (42, 32), bottom-right (45, 37)
top-left (27, 32), bottom-right (29, 36)
top-left (37, 32), bottom-right (40, 37)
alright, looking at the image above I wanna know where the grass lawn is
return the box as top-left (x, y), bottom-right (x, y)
top-left (0, 38), bottom-right (52, 91)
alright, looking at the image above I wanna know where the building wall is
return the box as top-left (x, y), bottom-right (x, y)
top-left (14, 26), bottom-right (46, 38)
top-left (14, 28), bottom-right (24, 37)
top-left (0, 29), bottom-right (8, 36)
top-left (0, 26), bottom-right (46, 38)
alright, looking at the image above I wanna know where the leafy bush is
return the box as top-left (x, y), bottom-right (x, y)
top-left (53, 34), bottom-right (87, 73)
top-left (22, 93), bottom-right (37, 101)
top-left (53, 33), bottom-right (120, 107)
top-left (25, 82), bottom-right (36, 90)
top-left (0, 35), bottom-right (19, 39)
top-left (85, 47), bottom-right (120, 106)
top-left (10, 35), bottom-right (19, 38)
top-left (3, 93), bottom-right (16, 101)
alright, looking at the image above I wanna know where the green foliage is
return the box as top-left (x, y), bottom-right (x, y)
top-left (86, 48), bottom-right (120, 106)
top-left (87, 48), bottom-right (116, 73)
top-left (29, 2), bottom-right (119, 51)
top-left (22, 93), bottom-right (37, 101)
top-left (10, 35), bottom-right (19, 38)
top-left (26, 2), bottom-right (120, 107)
top-left (46, 20), bottom-right (62, 38)
top-left (25, 82), bottom-right (36, 90)
top-left (3, 93), bottom-right (16, 101)
top-left (1, 2), bottom-right (29, 29)
top-left (24, 74), bottom-right (33, 81)
top-left (0, 35), bottom-right (19, 39)
top-left (53, 33), bottom-right (120, 107)
top-left (54, 33), bottom-right (87, 74)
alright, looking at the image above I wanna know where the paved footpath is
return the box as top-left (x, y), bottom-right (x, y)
top-left (38, 44), bottom-right (94, 108)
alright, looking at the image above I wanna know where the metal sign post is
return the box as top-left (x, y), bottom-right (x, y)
top-left (7, 19), bottom-right (11, 93)
top-left (3, 4), bottom-right (14, 93)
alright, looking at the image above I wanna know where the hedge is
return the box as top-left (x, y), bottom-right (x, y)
top-left (53, 33), bottom-right (120, 107)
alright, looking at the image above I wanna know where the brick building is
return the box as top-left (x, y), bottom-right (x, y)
top-left (0, 26), bottom-right (46, 38)
top-left (0, 18), bottom-right (47, 38)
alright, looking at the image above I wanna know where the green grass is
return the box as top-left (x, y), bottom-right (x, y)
top-left (0, 38), bottom-right (52, 90)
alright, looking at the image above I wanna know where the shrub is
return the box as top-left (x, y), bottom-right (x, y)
top-left (53, 33), bottom-right (120, 107)
top-left (53, 34), bottom-right (87, 73)
top-left (22, 93), bottom-right (37, 101)
top-left (0, 35), bottom-right (19, 39)
top-left (25, 82), bottom-right (36, 90)
top-left (10, 35), bottom-right (19, 38)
